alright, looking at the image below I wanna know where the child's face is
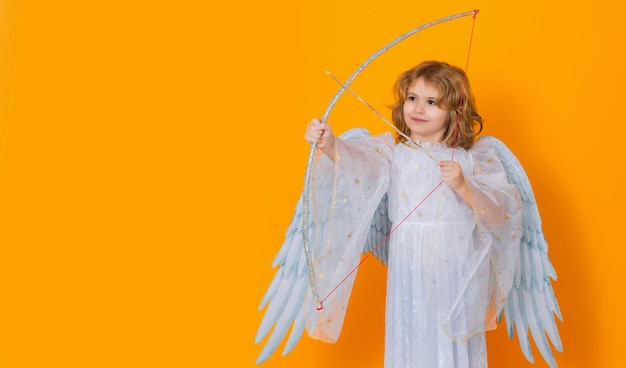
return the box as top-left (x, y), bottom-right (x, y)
top-left (403, 77), bottom-right (449, 143)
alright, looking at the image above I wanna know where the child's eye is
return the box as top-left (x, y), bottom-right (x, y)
top-left (427, 100), bottom-right (437, 105)
top-left (407, 96), bottom-right (416, 101)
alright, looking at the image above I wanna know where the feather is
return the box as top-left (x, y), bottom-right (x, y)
top-left (283, 305), bottom-right (306, 355)
top-left (255, 192), bottom-right (311, 364)
top-left (363, 192), bottom-right (391, 264)
top-left (478, 136), bottom-right (562, 367)
top-left (256, 274), bottom-right (308, 363)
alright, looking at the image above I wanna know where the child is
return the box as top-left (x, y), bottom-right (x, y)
top-left (303, 60), bottom-right (523, 367)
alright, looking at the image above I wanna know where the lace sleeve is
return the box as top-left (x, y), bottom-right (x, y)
top-left (467, 139), bottom-right (523, 332)
top-left (426, 140), bottom-right (523, 341)
top-left (304, 129), bottom-right (393, 342)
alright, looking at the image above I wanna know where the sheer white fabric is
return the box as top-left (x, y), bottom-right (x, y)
top-left (305, 130), bottom-right (394, 342)
top-left (305, 129), bottom-right (522, 368)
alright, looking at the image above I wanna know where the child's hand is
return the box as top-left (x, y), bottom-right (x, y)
top-left (438, 160), bottom-right (466, 192)
top-left (305, 118), bottom-right (335, 150)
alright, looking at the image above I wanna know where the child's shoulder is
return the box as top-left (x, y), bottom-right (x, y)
top-left (468, 136), bottom-right (506, 163)
top-left (338, 128), bottom-right (371, 141)
top-left (472, 135), bottom-right (496, 149)
top-left (471, 135), bottom-right (502, 153)
top-left (339, 128), bottom-right (394, 144)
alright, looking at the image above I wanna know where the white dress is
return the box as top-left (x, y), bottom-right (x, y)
top-left (305, 129), bottom-right (522, 368)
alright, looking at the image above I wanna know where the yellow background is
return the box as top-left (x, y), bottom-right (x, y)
top-left (1, 0), bottom-right (624, 367)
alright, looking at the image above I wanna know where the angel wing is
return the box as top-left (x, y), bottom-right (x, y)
top-left (478, 136), bottom-right (563, 367)
top-left (254, 191), bottom-right (312, 364)
top-left (363, 192), bottom-right (391, 265)
top-left (255, 129), bottom-right (389, 364)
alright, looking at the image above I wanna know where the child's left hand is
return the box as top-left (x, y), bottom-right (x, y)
top-left (438, 160), bottom-right (466, 192)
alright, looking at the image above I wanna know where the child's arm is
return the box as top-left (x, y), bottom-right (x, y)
top-left (305, 118), bottom-right (336, 161)
top-left (439, 159), bottom-right (507, 228)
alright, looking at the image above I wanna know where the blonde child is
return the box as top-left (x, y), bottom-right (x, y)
top-left (303, 60), bottom-right (522, 367)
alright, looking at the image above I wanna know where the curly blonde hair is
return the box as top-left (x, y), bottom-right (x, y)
top-left (390, 61), bottom-right (483, 149)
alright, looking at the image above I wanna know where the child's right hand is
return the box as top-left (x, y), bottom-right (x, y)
top-left (305, 118), bottom-right (335, 150)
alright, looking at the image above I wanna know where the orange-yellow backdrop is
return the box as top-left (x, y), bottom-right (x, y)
top-left (1, 0), bottom-right (624, 367)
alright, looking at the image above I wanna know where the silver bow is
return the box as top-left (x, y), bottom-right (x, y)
top-left (302, 10), bottom-right (480, 309)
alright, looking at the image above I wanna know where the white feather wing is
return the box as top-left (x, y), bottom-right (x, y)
top-left (479, 136), bottom-right (563, 367)
top-left (255, 193), bottom-right (313, 364)
top-left (363, 192), bottom-right (390, 265)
